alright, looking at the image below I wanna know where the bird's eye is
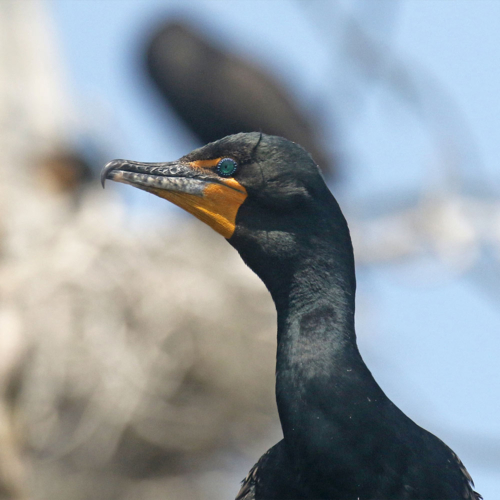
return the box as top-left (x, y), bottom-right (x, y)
top-left (216, 158), bottom-right (238, 177)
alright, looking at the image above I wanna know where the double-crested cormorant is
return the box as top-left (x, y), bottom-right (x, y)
top-left (101, 133), bottom-right (480, 500)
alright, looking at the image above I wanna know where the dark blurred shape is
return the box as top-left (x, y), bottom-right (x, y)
top-left (37, 149), bottom-right (94, 200)
top-left (146, 21), bottom-right (335, 178)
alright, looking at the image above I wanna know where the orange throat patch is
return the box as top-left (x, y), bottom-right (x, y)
top-left (148, 180), bottom-right (247, 239)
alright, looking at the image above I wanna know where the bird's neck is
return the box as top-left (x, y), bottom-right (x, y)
top-left (270, 245), bottom-right (387, 475)
top-left (231, 200), bottom-right (390, 478)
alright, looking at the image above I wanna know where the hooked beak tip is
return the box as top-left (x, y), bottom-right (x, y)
top-left (101, 159), bottom-right (127, 189)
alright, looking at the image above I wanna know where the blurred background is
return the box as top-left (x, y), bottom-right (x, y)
top-left (0, 0), bottom-right (499, 499)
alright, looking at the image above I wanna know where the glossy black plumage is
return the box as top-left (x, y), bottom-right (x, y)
top-left (102, 133), bottom-right (481, 500)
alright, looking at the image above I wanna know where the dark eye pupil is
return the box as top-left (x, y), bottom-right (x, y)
top-left (217, 158), bottom-right (237, 177)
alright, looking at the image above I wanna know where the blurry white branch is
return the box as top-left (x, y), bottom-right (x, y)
top-left (351, 187), bottom-right (500, 283)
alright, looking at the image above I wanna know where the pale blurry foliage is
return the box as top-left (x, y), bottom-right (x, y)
top-left (1, 183), bottom-right (278, 500)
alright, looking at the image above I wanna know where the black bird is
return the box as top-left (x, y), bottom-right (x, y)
top-left (101, 133), bottom-right (481, 500)
top-left (146, 22), bottom-right (335, 178)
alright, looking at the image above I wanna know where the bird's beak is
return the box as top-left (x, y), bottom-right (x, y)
top-left (101, 158), bottom-right (247, 238)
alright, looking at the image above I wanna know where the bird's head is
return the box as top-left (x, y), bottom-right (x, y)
top-left (102, 133), bottom-right (349, 291)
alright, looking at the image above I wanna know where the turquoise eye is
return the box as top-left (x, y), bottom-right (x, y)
top-left (216, 158), bottom-right (238, 177)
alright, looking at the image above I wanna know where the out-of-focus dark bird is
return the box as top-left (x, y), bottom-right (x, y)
top-left (145, 22), bottom-right (335, 179)
top-left (102, 133), bottom-right (480, 500)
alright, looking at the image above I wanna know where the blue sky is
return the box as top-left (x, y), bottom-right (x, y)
top-left (48, 1), bottom-right (500, 496)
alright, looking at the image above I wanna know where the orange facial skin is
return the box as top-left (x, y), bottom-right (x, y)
top-left (104, 157), bottom-right (247, 239)
top-left (148, 180), bottom-right (247, 238)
